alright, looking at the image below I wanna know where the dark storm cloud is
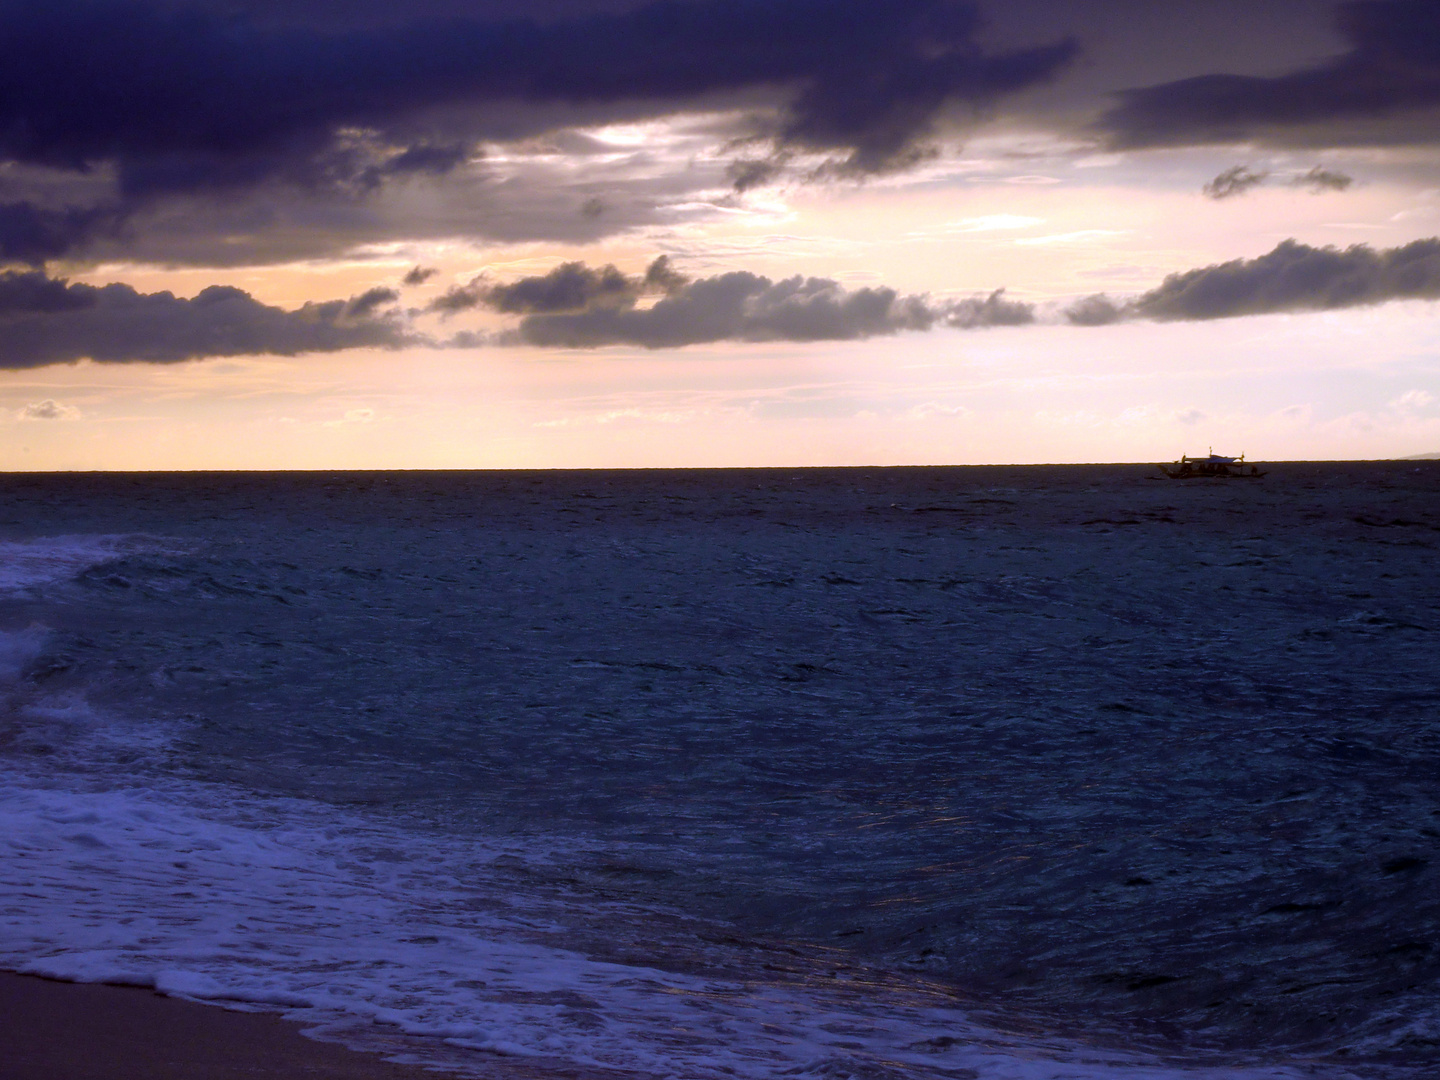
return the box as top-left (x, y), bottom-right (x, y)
top-left (1131, 237), bottom-right (1440, 319)
top-left (1099, 1), bottom-right (1440, 149)
top-left (0, 270), bottom-right (413, 368)
top-left (0, 0), bottom-right (1074, 218)
top-left (0, 201), bottom-right (129, 266)
top-left (0, 270), bottom-right (96, 314)
top-left (379, 144), bottom-right (469, 177)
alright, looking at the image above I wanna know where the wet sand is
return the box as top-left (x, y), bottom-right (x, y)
top-left (0, 971), bottom-right (467, 1080)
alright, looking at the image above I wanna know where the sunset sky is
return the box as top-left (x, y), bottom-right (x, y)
top-left (3, 0), bottom-right (1440, 468)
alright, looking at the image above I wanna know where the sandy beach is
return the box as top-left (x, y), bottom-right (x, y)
top-left (0, 972), bottom-right (467, 1080)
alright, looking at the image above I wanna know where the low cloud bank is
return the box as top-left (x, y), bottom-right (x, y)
top-left (509, 272), bottom-right (936, 348)
top-left (945, 288), bottom-right (1034, 329)
top-left (442, 258), bottom-right (1034, 348)
top-left (0, 271), bottom-right (411, 368)
top-left (1064, 293), bottom-right (1128, 326)
top-left (432, 259), bottom-right (681, 317)
top-left (13, 237), bottom-right (1440, 366)
top-left (1132, 237), bottom-right (1440, 321)
top-left (455, 238), bottom-right (1440, 349)
top-left (1063, 238), bottom-right (1440, 324)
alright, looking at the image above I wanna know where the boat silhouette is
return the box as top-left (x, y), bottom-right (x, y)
top-left (1157, 449), bottom-right (1265, 479)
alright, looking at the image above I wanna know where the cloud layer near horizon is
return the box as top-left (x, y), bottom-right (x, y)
top-left (441, 238), bottom-right (1440, 351)
top-left (1132, 237), bottom-right (1440, 320)
top-left (1063, 238), bottom-right (1440, 325)
top-left (436, 258), bottom-right (1036, 348)
top-left (0, 272), bottom-right (409, 368)
top-left (9, 234), bottom-right (1440, 366)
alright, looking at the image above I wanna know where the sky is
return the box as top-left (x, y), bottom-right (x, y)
top-left (3, 0), bottom-right (1440, 469)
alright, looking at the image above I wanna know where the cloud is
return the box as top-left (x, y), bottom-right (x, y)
top-left (23, 232), bottom-right (1440, 369)
top-left (485, 263), bottom-right (639, 315)
top-left (1064, 293), bottom-right (1129, 325)
top-left (0, 0), bottom-right (1075, 216)
top-left (345, 286), bottom-right (400, 317)
top-left (0, 270), bottom-right (413, 368)
top-left (433, 256), bottom-right (687, 317)
top-left (1292, 166), bottom-right (1353, 192)
top-left (446, 260), bottom-right (1038, 346)
top-left (1202, 164), bottom-right (1353, 200)
top-left (727, 157), bottom-right (789, 192)
top-left (377, 143), bottom-right (468, 178)
top-left (454, 234), bottom-right (1440, 350)
top-left (1203, 165), bottom-right (1269, 200)
top-left (945, 288), bottom-right (1034, 327)
top-left (1131, 237), bottom-right (1440, 320)
top-left (479, 262), bottom-right (941, 348)
top-left (402, 266), bottom-right (438, 286)
top-left (17, 398), bottom-right (80, 420)
top-left (0, 200), bottom-right (128, 266)
top-left (0, 269), bottom-right (96, 314)
top-left (1098, 1), bottom-right (1440, 150)
top-left (1392, 388), bottom-right (1435, 411)
top-left (1060, 238), bottom-right (1440, 325)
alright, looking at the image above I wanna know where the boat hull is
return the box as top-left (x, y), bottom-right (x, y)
top-left (1157, 464), bottom-right (1265, 479)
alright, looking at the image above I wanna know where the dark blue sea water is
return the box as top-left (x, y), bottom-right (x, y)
top-left (2, 464), bottom-right (1437, 1079)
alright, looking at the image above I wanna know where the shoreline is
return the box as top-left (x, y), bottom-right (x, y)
top-left (0, 971), bottom-right (475, 1080)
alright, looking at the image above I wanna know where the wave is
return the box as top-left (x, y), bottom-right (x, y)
top-left (0, 534), bottom-right (192, 596)
top-left (0, 771), bottom-right (1348, 1080)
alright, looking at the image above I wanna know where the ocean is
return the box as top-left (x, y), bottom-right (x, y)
top-left (1, 464), bottom-right (1436, 1079)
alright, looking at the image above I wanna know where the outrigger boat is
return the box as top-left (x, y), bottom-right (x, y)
top-left (1158, 450), bottom-right (1265, 479)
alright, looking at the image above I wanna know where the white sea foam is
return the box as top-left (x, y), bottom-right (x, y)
top-left (0, 534), bottom-right (189, 595)
top-left (0, 768), bottom-right (1357, 1080)
top-left (0, 534), bottom-right (192, 759)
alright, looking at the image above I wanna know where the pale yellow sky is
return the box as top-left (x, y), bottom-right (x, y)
top-left (6, 303), bottom-right (1438, 470)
